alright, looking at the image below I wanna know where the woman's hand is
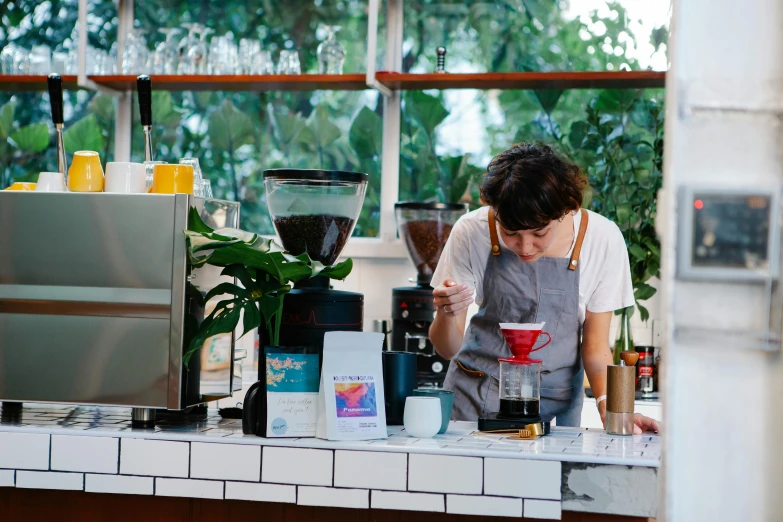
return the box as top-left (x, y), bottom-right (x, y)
top-left (432, 278), bottom-right (474, 316)
top-left (633, 414), bottom-right (660, 434)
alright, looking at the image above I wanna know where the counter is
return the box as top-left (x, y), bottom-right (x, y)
top-left (0, 404), bottom-right (659, 521)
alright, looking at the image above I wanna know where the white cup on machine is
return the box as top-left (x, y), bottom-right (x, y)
top-left (34, 171), bottom-right (66, 192)
top-left (104, 162), bottom-right (147, 193)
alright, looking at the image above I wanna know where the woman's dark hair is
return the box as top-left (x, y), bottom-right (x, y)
top-left (480, 142), bottom-right (587, 231)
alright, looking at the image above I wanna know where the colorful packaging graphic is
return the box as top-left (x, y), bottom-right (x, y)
top-left (334, 381), bottom-right (377, 418)
top-left (265, 352), bottom-right (320, 437)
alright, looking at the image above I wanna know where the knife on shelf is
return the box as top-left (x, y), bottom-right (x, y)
top-left (137, 74), bottom-right (153, 162)
top-left (47, 73), bottom-right (68, 177)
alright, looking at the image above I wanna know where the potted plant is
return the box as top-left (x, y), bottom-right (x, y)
top-left (182, 207), bottom-right (352, 366)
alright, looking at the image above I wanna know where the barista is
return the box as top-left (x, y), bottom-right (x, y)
top-left (429, 143), bottom-right (659, 433)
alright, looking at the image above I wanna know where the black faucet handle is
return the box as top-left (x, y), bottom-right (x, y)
top-left (137, 74), bottom-right (152, 126)
top-left (47, 73), bottom-right (64, 125)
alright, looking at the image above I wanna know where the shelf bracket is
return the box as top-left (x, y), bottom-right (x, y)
top-left (76, 0), bottom-right (122, 96)
top-left (365, 0), bottom-right (392, 97)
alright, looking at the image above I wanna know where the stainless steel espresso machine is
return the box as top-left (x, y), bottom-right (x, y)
top-left (0, 75), bottom-right (244, 427)
top-left (392, 202), bottom-right (468, 387)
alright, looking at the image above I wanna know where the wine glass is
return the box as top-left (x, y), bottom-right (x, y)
top-left (121, 28), bottom-right (149, 74)
top-left (317, 25), bottom-right (345, 75)
top-left (177, 23), bottom-right (200, 74)
top-left (153, 28), bottom-right (181, 74)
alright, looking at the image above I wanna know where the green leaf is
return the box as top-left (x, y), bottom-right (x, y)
top-left (152, 91), bottom-right (181, 126)
top-left (615, 203), bottom-right (632, 225)
top-left (89, 94), bottom-right (115, 124)
top-left (209, 99), bottom-right (255, 152)
top-left (628, 244), bottom-right (647, 262)
top-left (221, 264), bottom-right (258, 293)
top-left (349, 106), bottom-right (383, 159)
top-left (204, 282), bottom-right (249, 303)
top-left (306, 105), bottom-right (341, 150)
top-left (405, 91), bottom-right (449, 135)
top-left (568, 121), bottom-right (588, 149)
top-left (241, 300), bottom-right (261, 338)
top-left (634, 283), bottom-right (657, 301)
top-left (595, 89), bottom-right (639, 114)
top-left (63, 115), bottom-right (106, 154)
top-left (188, 206), bottom-right (215, 234)
top-left (532, 89), bottom-right (563, 114)
top-left (267, 104), bottom-right (306, 146)
top-left (637, 302), bottom-right (650, 323)
top-left (10, 123), bottom-right (49, 153)
top-left (317, 258), bottom-right (353, 280)
top-left (0, 101), bottom-right (15, 139)
top-left (183, 300), bottom-right (242, 367)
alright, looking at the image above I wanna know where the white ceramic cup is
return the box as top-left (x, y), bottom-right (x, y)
top-left (34, 171), bottom-right (66, 192)
top-left (104, 162), bottom-right (147, 194)
top-left (403, 396), bottom-right (442, 438)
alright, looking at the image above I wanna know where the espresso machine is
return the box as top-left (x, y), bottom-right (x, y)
top-left (263, 169), bottom-right (368, 349)
top-left (478, 323), bottom-right (553, 437)
top-left (392, 202), bottom-right (468, 387)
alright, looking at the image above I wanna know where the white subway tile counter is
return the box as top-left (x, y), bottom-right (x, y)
top-left (0, 405), bottom-right (660, 519)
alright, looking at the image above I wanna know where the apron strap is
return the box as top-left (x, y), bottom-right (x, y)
top-left (568, 209), bottom-right (589, 271)
top-left (488, 209), bottom-right (501, 256)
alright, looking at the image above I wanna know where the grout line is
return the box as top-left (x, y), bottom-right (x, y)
top-left (48, 434), bottom-right (52, 470)
top-left (187, 442), bottom-right (191, 478)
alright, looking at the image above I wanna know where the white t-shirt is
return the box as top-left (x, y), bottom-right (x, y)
top-left (432, 206), bottom-right (634, 325)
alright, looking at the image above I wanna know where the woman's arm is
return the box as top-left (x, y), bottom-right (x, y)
top-left (581, 310), bottom-right (614, 424)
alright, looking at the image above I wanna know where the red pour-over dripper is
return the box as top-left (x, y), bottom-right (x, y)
top-left (498, 322), bottom-right (552, 364)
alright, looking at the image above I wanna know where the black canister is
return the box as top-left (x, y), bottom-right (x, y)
top-left (382, 351), bottom-right (418, 425)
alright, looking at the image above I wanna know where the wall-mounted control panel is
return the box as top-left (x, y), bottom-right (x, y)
top-left (678, 187), bottom-right (780, 281)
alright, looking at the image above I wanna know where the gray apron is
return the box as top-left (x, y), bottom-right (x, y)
top-left (443, 209), bottom-right (589, 427)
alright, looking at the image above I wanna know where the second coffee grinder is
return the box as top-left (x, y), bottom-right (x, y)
top-left (392, 202), bottom-right (468, 387)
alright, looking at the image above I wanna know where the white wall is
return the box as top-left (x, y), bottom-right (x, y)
top-left (661, 0), bottom-right (783, 520)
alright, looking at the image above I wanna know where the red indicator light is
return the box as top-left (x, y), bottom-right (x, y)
top-left (694, 199), bottom-right (704, 210)
top-left (400, 302), bottom-right (408, 309)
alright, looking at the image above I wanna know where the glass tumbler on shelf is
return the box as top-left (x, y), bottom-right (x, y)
top-left (28, 45), bottom-right (51, 75)
top-left (277, 50), bottom-right (301, 75)
top-left (52, 51), bottom-right (68, 74)
top-left (238, 38), bottom-right (261, 75)
top-left (253, 50), bottom-right (275, 75)
top-left (154, 28), bottom-right (181, 74)
top-left (0, 44), bottom-right (20, 74)
top-left (121, 29), bottom-right (149, 75)
top-left (317, 25), bottom-right (345, 74)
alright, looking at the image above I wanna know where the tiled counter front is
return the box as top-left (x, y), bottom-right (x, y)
top-left (0, 406), bottom-right (660, 520)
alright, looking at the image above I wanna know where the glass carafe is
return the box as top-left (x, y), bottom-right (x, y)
top-left (498, 360), bottom-right (541, 418)
top-left (317, 25), bottom-right (345, 74)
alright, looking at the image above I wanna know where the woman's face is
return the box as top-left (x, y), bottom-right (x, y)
top-left (497, 218), bottom-right (559, 263)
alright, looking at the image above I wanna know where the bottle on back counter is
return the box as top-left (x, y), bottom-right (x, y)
top-left (635, 346), bottom-right (655, 396)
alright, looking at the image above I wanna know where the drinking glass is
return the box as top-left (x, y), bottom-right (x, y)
top-left (277, 50), bottom-right (301, 75)
top-left (153, 28), bottom-right (181, 74)
top-left (52, 51), bottom-right (68, 74)
top-left (65, 48), bottom-right (78, 74)
top-left (144, 161), bottom-right (166, 191)
top-left (179, 157), bottom-right (204, 194)
top-left (200, 179), bottom-right (213, 198)
top-left (28, 45), bottom-right (51, 75)
top-left (317, 26), bottom-right (345, 74)
top-left (0, 43), bottom-right (19, 74)
top-left (209, 35), bottom-right (238, 75)
top-left (177, 23), bottom-right (201, 74)
top-left (190, 27), bottom-right (213, 74)
top-left (121, 29), bottom-right (149, 75)
top-left (253, 50), bottom-right (275, 75)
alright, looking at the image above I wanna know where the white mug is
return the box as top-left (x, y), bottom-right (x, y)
top-left (34, 171), bottom-right (66, 192)
top-left (104, 162), bottom-right (147, 194)
top-left (403, 396), bottom-right (442, 438)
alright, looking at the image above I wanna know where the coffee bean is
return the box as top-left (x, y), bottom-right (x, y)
top-left (400, 220), bottom-right (454, 278)
top-left (273, 214), bottom-right (355, 265)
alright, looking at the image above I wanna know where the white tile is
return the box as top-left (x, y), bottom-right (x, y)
top-left (297, 486), bottom-right (368, 509)
top-left (51, 435), bottom-right (118, 474)
top-left (120, 438), bottom-right (189, 478)
top-left (408, 454), bottom-right (482, 494)
top-left (85, 474), bottom-right (153, 495)
top-left (16, 471), bottom-right (84, 491)
top-left (447, 495), bottom-right (523, 517)
top-left (155, 478), bottom-right (224, 499)
top-left (334, 450), bottom-right (406, 491)
top-left (190, 442), bottom-right (260, 482)
top-left (0, 432), bottom-right (49, 470)
top-left (0, 470), bottom-right (15, 487)
top-left (484, 458), bottom-right (561, 500)
top-left (225, 482), bottom-right (296, 503)
top-left (524, 499), bottom-right (562, 520)
top-left (262, 447), bottom-right (332, 486)
top-left (371, 490), bottom-right (445, 512)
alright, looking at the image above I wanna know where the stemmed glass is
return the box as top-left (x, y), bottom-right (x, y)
top-left (177, 23), bottom-right (200, 74)
top-left (153, 28), bottom-right (181, 74)
top-left (191, 27), bottom-right (213, 74)
top-left (317, 26), bottom-right (345, 74)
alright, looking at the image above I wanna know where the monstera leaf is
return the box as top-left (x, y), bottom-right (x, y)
top-left (10, 123), bottom-right (49, 153)
top-left (0, 101), bottom-right (15, 140)
top-left (208, 99), bottom-right (254, 152)
top-left (63, 115), bottom-right (106, 154)
top-left (349, 106), bottom-right (382, 160)
top-left (404, 90), bottom-right (449, 135)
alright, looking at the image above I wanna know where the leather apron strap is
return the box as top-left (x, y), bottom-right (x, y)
top-left (487, 208), bottom-right (589, 269)
top-left (568, 209), bottom-right (589, 271)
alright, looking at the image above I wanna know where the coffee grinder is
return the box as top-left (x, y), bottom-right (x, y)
top-left (263, 169), bottom-right (368, 349)
top-left (478, 323), bottom-right (553, 436)
top-left (392, 202), bottom-right (468, 387)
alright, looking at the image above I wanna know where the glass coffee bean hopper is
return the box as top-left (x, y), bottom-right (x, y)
top-left (264, 169), bottom-right (368, 265)
top-left (391, 202), bottom-right (468, 387)
top-left (395, 202), bottom-right (469, 286)
top-left (262, 169), bottom-right (368, 351)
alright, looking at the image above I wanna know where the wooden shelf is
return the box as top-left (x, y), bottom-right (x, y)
top-left (0, 75), bottom-right (78, 91)
top-left (88, 74), bottom-right (369, 92)
top-left (375, 71), bottom-right (666, 90)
